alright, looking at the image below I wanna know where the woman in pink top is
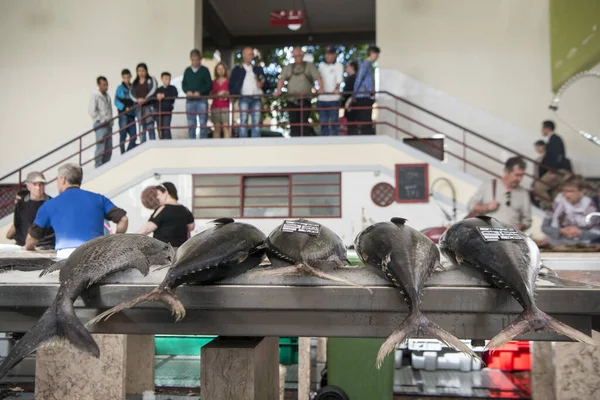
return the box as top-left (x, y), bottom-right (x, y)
top-left (211, 62), bottom-right (231, 138)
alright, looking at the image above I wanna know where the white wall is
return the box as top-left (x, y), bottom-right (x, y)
top-left (110, 171), bottom-right (463, 247)
top-left (376, 0), bottom-right (600, 175)
top-left (0, 0), bottom-right (199, 175)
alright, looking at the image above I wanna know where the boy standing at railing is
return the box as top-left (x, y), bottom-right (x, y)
top-left (114, 69), bottom-right (137, 153)
top-left (156, 72), bottom-right (179, 140)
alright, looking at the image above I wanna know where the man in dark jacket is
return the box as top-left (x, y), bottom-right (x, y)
top-left (229, 46), bottom-right (268, 138)
top-left (156, 72), bottom-right (179, 139)
top-left (343, 61), bottom-right (358, 135)
top-left (532, 120), bottom-right (573, 209)
top-left (541, 120), bottom-right (566, 171)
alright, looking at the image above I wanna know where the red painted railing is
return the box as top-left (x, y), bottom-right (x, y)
top-left (0, 91), bottom-right (561, 219)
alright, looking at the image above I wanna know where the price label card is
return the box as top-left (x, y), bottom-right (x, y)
top-left (281, 220), bottom-right (321, 236)
top-left (477, 227), bottom-right (523, 242)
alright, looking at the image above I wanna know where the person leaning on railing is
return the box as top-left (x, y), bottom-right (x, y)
top-left (274, 46), bottom-right (323, 137)
top-left (228, 46), bottom-right (268, 138)
top-left (88, 76), bottom-right (114, 168)
top-left (211, 62), bottom-right (231, 139)
top-left (130, 63), bottom-right (158, 143)
top-left (114, 68), bottom-right (138, 153)
top-left (541, 175), bottom-right (600, 245)
top-left (348, 45), bottom-right (380, 136)
top-left (182, 49), bottom-right (212, 139)
top-left (156, 72), bottom-right (179, 140)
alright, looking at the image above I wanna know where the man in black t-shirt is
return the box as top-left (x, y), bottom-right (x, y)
top-left (6, 171), bottom-right (55, 249)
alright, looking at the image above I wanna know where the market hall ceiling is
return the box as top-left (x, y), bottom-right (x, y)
top-left (202, 0), bottom-right (376, 49)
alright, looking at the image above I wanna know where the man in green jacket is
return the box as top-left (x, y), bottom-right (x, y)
top-left (182, 49), bottom-right (212, 139)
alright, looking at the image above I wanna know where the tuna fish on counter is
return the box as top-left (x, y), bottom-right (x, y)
top-left (249, 218), bottom-right (368, 290)
top-left (355, 218), bottom-right (481, 368)
top-left (86, 218), bottom-right (266, 324)
top-left (0, 234), bottom-right (174, 380)
top-left (439, 216), bottom-right (599, 349)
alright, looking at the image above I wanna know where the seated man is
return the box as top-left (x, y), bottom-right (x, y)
top-left (25, 163), bottom-right (128, 259)
top-left (467, 156), bottom-right (532, 230)
top-left (542, 176), bottom-right (600, 245)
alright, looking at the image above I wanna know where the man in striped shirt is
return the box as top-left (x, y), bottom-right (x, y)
top-left (351, 46), bottom-right (380, 135)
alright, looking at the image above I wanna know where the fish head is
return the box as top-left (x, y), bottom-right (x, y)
top-left (145, 241), bottom-right (175, 268)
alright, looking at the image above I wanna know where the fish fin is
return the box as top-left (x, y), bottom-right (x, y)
top-left (391, 217), bottom-right (408, 226)
top-left (485, 309), bottom-right (600, 350)
top-left (39, 259), bottom-right (68, 277)
top-left (250, 241), bottom-right (267, 254)
top-left (0, 299), bottom-right (99, 381)
top-left (247, 265), bottom-right (302, 281)
top-left (211, 218), bottom-right (235, 226)
top-left (382, 253), bottom-right (392, 270)
top-left (434, 262), bottom-right (446, 272)
top-left (377, 312), bottom-right (482, 369)
top-left (299, 264), bottom-right (372, 294)
top-left (86, 287), bottom-right (186, 326)
top-left (475, 216), bottom-right (493, 222)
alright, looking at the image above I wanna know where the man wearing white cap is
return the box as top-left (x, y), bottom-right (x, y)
top-left (6, 172), bottom-right (55, 249)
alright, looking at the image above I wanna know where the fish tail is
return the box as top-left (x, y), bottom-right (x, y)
top-left (0, 299), bottom-right (99, 380)
top-left (377, 312), bottom-right (482, 369)
top-left (299, 264), bottom-right (372, 294)
top-left (485, 308), bottom-right (599, 351)
top-left (247, 265), bottom-right (302, 280)
top-left (86, 287), bottom-right (186, 326)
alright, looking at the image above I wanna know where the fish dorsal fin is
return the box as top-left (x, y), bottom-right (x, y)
top-left (475, 216), bottom-right (493, 222)
top-left (391, 217), bottom-right (408, 226)
top-left (211, 218), bottom-right (235, 226)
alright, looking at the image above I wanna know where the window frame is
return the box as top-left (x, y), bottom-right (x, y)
top-left (192, 172), bottom-right (342, 219)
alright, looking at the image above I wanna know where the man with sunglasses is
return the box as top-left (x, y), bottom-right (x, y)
top-left (467, 156), bottom-right (532, 231)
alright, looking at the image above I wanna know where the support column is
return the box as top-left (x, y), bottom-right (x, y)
top-left (201, 337), bottom-right (278, 400)
top-left (531, 331), bottom-right (600, 399)
top-left (298, 337), bottom-right (312, 398)
top-left (553, 331), bottom-right (600, 399)
top-left (35, 334), bottom-right (155, 400)
top-left (125, 335), bottom-right (155, 395)
top-left (219, 49), bottom-right (235, 69)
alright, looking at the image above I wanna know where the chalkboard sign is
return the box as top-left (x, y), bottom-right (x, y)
top-left (395, 164), bottom-right (429, 203)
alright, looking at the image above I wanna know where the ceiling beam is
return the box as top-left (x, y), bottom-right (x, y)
top-left (203, 30), bottom-right (376, 50)
top-left (203, 0), bottom-right (233, 49)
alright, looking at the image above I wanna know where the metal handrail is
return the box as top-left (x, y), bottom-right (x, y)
top-left (0, 91), bottom-right (569, 214)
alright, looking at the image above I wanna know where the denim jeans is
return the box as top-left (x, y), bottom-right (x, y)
top-left (186, 99), bottom-right (208, 139)
top-left (238, 97), bottom-right (261, 138)
top-left (159, 114), bottom-right (173, 139)
top-left (317, 100), bottom-right (340, 136)
top-left (137, 105), bottom-right (156, 143)
top-left (118, 113), bottom-right (137, 154)
top-left (94, 121), bottom-right (113, 168)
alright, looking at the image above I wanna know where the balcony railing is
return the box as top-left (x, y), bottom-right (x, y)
top-left (0, 91), bottom-right (569, 219)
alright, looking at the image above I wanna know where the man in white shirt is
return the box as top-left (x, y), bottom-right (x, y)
top-left (229, 47), bottom-right (267, 138)
top-left (317, 46), bottom-right (344, 136)
top-left (88, 76), bottom-right (114, 168)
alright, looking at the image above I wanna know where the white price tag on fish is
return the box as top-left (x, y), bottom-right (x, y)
top-left (477, 227), bottom-right (523, 242)
top-left (281, 220), bottom-right (321, 236)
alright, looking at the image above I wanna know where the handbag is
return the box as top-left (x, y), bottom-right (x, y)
top-left (464, 179), bottom-right (496, 219)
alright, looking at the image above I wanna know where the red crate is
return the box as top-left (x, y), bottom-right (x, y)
top-left (484, 341), bottom-right (531, 371)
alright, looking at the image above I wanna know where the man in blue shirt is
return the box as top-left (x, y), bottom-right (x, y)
top-left (25, 163), bottom-right (129, 259)
top-left (350, 45), bottom-right (380, 135)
